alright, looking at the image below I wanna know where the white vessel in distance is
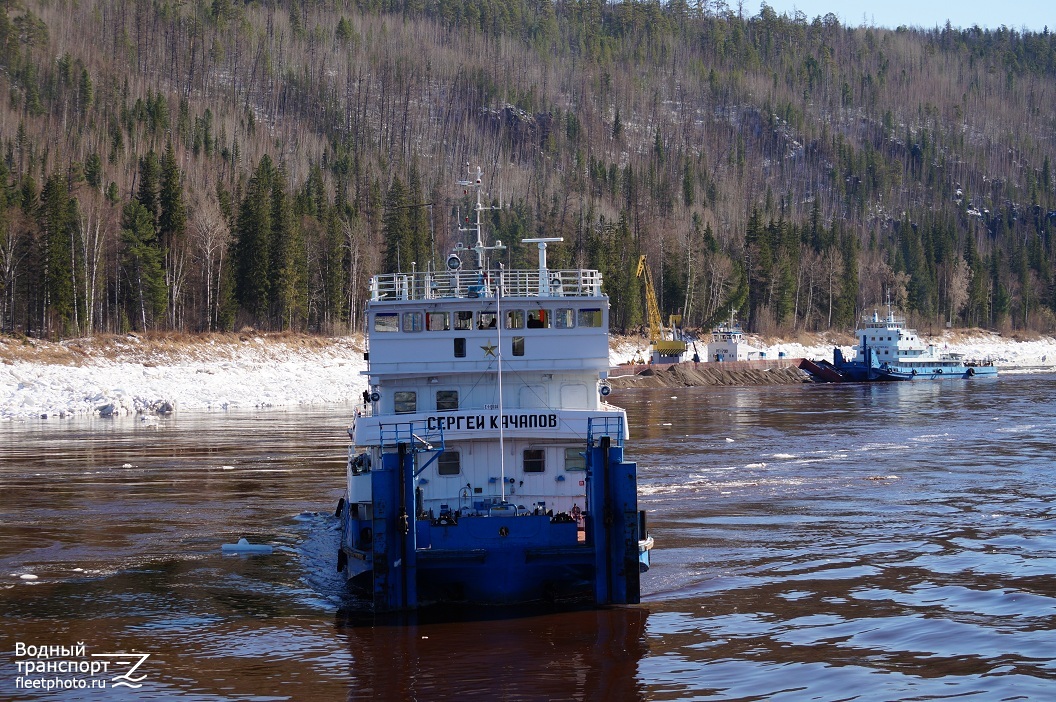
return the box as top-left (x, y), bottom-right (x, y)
top-left (833, 301), bottom-right (998, 381)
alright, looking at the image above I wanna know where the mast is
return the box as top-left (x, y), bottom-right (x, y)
top-left (456, 166), bottom-right (508, 503)
top-left (496, 264), bottom-right (506, 503)
top-left (457, 166), bottom-right (503, 272)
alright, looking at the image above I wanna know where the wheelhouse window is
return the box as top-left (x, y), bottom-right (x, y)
top-left (426, 312), bottom-right (450, 331)
top-left (402, 311), bottom-right (423, 332)
top-left (455, 311), bottom-right (474, 330)
top-left (554, 309), bottom-right (575, 329)
top-left (523, 449), bottom-right (545, 473)
top-left (437, 451), bottom-right (461, 476)
top-left (394, 391), bottom-right (417, 414)
top-left (505, 310), bottom-right (524, 329)
top-left (526, 309), bottom-right (548, 328)
top-left (478, 312), bottom-right (497, 329)
top-left (512, 336), bottom-right (525, 356)
top-left (564, 448), bottom-right (586, 471)
top-left (577, 308), bottom-right (602, 327)
top-left (436, 390), bottom-right (458, 411)
top-left (374, 313), bottom-right (398, 332)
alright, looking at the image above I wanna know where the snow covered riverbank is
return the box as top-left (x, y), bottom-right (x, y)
top-left (0, 334), bottom-right (368, 421)
top-left (2, 330), bottom-right (1055, 421)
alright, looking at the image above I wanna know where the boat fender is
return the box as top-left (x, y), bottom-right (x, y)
top-left (911, 369), bottom-right (917, 376)
top-left (937, 368), bottom-right (943, 374)
top-left (334, 497), bottom-right (345, 518)
top-left (967, 367), bottom-right (975, 376)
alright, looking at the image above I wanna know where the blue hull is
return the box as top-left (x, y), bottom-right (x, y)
top-left (339, 436), bottom-right (645, 611)
top-left (872, 364), bottom-right (998, 381)
top-left (343, 515), bottom-right (595, 603)
top-left (832, 360), bottom-right (997, 381)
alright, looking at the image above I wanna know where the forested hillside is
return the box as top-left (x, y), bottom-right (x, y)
top-left (0, 0), bottom-right (1054, 338)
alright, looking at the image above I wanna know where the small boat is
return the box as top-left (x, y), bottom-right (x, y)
top-left (832, 304), bottom-right (997, 381)
top-left (336, 167), bottom-right (652, 611)
top-left (704, 311), bottom-right (762, 362)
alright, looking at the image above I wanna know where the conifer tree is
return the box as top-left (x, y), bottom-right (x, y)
top-left (37, 174), bottom-right (75, 337)
top-left (836, 230), bottom-right (860, 327)
top-left (407, 163), bottom-right (430, 269)
top-left (989, 252), bottom-right (1011, 327)
top-left (84, 153), bottom-right (102, 190)
top-left (744, 208), bottom-right (770, 326)
top-left (269, 166), bottom-right (306, 330)
top-left (159, 141), bottom-right (187, 327)
top-left (136, 151), bottom-right (161, 225)
top-left (318, 207), bottom-right (347, 332)
top-left (382, 176), bottom-right (409, 274)
top-left (604, 212), bottom-right (641, 332)
top-left (77, 67), bottom-right (93, 117)
top-left (159, 143), bottom-right (186, 253)
top-left (234, 156), bottom-right (276, 324)
top-left (0, 163), bottom-right (11, 331)
top-left (120, 200), bottom-right (166, 331)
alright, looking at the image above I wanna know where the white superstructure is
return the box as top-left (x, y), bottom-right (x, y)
top-left (348, 168), bottom-right (625, 521)
top-left (705, 314), bottom-right (761, 362)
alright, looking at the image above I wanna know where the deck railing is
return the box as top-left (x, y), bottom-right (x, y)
top-left (378, 421), bottom-right (446, 454)
top-left (370, 268), bottom-right (604, 301)
top-left (587, 416), bottom-right (625, 448)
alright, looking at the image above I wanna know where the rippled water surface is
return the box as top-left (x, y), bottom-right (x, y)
top-left (3, 375), bottom-right (1056, 700)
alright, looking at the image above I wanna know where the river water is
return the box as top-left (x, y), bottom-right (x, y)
top-left (2, 374), bottom-right (1056, 700)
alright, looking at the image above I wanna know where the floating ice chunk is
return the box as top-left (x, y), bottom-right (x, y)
top-left (18, 574), bottom-right (38, 580)
top-left (221, 538), bottom-right (273, 554)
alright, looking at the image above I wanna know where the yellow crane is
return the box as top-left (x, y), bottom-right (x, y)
top-left (635, 255), bottom-right (687, 363)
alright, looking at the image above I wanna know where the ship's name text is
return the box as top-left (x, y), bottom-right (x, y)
top-left (426, 413), bottom-right (559, 431)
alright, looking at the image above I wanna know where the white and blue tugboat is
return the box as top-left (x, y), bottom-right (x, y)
top-left (337, 168), bottom-right (652, 611)
top-left (833, 304), bottom-right (997, 381)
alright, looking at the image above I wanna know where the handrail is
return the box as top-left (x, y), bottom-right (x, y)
top-left (378, 421), bottom-right (447, 477)
top-left (379, 421), bottom-right (446, 454)
top-left (587, 416), bottom-right (624, 448)
top-left (370, 268), bottom-right (604, 301)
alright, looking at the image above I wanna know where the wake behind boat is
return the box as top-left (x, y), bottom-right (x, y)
top-left (335, 167), bottom-right (651, 611)
top-left (830, 304), bottom-right (997, 381)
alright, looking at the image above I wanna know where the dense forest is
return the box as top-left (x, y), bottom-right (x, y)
top-left (0, 0), bottom-right (1054, 338)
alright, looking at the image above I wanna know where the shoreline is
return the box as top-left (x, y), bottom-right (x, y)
top-left (2, 331), bottom-right (1055, 421)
